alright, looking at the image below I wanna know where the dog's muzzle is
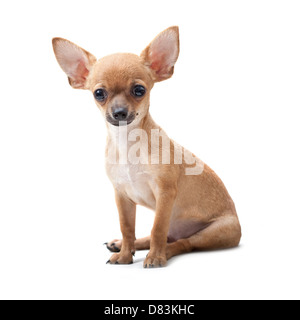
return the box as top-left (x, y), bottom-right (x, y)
top-left (106, 108), bottom-right (135, 126)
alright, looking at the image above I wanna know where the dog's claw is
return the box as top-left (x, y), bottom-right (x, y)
top-left (144, 255), bottom-right (167, 268)
top-left (106, 241), bottom-right (121, 253)
top-left (106, 260), bottom-right (111, 264)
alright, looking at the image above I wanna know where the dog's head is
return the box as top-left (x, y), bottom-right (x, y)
top-left (52, 27), bottom-right (180, 127)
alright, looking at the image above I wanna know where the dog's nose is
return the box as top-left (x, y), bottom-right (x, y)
top-left (112, 107), bottom-right (128, 120)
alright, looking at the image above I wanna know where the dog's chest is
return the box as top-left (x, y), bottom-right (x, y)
top-left (106, 163), bottom-right (156, 209)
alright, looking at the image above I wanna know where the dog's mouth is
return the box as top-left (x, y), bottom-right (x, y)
top-left (106, 112), bottom-right (136, 126)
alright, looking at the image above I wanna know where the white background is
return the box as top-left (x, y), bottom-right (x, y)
top-left (0, 0), bottom-right (299, 300)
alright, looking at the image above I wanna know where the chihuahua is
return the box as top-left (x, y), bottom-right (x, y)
top-left (52, 26), bottom-right (241, 268)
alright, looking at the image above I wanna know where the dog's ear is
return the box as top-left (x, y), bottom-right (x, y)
top-left (52, 38), bottom-right (97, 89)
top-left (141, 26), bottom-right (180, 82)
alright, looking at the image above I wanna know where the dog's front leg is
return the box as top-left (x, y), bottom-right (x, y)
top-left (107, 190), bottom-right (136, 265)
top-left (144, 188), bottom-right (177, 268)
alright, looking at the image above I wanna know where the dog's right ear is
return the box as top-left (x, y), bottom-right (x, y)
top-left (52, 38), bottom-right (97, 89)
top-left (140, 26), bottom-right (180, 82)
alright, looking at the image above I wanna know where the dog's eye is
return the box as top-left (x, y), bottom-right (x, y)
top-left (132, 85), bottom-right (146, 98)
top-left (94, 88), bottom-right (107, 102)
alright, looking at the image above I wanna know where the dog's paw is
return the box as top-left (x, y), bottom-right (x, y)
top-left (106, 252), bottom-right (133, 265)
top-left (105, 239), bottom-right (122, 252)
top-left (143, 254), bottom-right (167, 268)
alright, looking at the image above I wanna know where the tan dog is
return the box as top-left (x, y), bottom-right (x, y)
top-left (52, 26), bottom-right (241, 268)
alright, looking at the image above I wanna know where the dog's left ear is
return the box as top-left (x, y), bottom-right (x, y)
top-left (52, 38), bottom-right (97, 89)
top-left (141, 26), bottom-right (180, 82)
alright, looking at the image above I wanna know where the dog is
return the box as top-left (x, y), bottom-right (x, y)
top-left (52, 26), bottom-right (241, 268)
